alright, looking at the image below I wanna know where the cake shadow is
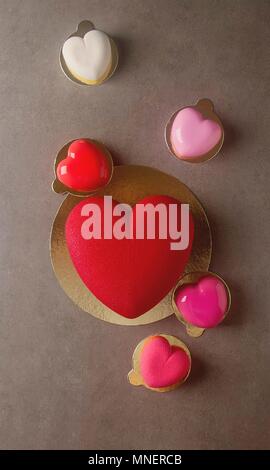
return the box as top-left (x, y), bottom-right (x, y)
top-left (112, 35), bottom-right (133, 76)
top-left (188, 354), bottom-right (207, 387)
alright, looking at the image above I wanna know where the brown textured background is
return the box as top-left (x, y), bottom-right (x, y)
top-left (0, 0), bottom-right (269, 450)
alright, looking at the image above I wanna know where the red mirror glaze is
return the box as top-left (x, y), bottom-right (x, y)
top-left (56, 139), bottom-right (112, 192)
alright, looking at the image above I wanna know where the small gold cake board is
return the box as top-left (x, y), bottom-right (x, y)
top-left (50, 165), bottom-right (212, 325)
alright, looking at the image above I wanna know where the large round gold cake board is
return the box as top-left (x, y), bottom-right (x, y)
top-left (50, 165), bottom-right (212, 325)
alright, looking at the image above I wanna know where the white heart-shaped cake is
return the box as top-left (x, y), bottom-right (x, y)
top-left (62, 29), bottom-right (112, 85)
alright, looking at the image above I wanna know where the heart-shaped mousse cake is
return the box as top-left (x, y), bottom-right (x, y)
top-left (170, 107), bottom-right (222, 159)
top-left (56, 139), bottom-right (112, 193)
top-left (175, 275), bottom-right (229, 328)
top-left (65, 195), bottom-right (194, 318)
top-left (62, 29), bottom-right (112, 85)
top-left (140, 336), bottom-right (191, 389)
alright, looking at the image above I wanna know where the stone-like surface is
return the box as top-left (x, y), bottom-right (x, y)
top-left (0, 0), bottom-right (269, 450)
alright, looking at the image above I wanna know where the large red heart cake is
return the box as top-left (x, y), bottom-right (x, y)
top-left (65, 195), bottom-right (194, 318)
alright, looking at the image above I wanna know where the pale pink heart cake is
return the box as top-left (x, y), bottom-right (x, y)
top-left (175, 275), bottom-right (229, 328)
top-left (170, 107), bottom-right (222, 159)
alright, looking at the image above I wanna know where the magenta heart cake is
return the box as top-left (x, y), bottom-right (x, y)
top-left (175, 275), bottom-right (229, 328)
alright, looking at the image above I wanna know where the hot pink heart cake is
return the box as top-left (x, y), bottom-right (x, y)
top-left (175, 275), bottom-right (228, 328)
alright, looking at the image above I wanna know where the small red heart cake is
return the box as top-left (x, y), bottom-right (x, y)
top-left (56, 139), bottom-right (112, 193)
top-left (128, 335), bottom-right (191, 391)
